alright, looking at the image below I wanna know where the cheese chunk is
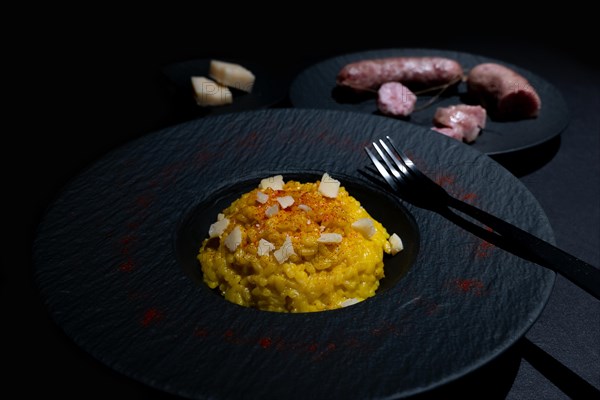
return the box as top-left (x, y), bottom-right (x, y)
top-left (276, 196), bottom-right (294, 209)
top-left (317, 233), bottom-right (343, 243)
top-left (273, 236), bottom-right (295, 264)
top-left (341, 298), bottom-right (360, 307)
top-left (256, 191), bottom-right (269, 204)
top-left (265, 204), bottom-right (279, 218)
top-left (298, 204), bottom-right (312, 212)
top-left (191, 76), bottom-right (232, 107)
top-left (257, 239), bottom-right (276, 256)
top-left (388, 233), bottom-right (404, 255)
top-left (318, 173), bottom-right (340, 198)
top-left (351, 218), bottom-right (376, 239)
top-left (224, 226), bottom-right (242, 252)
top-left (259, 175), bottom-right (284, 191)
top-left (209, 60), bottom-right (255, 93)
top-left (208, 217), bottom-right (230, 238)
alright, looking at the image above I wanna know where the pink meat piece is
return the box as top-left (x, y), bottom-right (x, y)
top-left (432, 104), bottom-right (487, 143)
top-left (337, 57), bottom-right (464, 91)
top-left (467, 63), bottom-right (541, 120)
top-left (377, 82), bottom-right (417, 117)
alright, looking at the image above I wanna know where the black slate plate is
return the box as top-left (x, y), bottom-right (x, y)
top-left (289, 49), bottom-right (570, 155)
top-left (34, 109), bottom-right (554, 399)
top-left (163, 58), bottom-right (289, 117)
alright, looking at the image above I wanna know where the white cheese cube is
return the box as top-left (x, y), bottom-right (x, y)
top-left (256, 191), bottom-right (269, 204)
top-left (208, 217), bottom-right (230, 238)
top-left (191, 76), bottom-right (232, 107)
top-left (273, 236), bottom-right (295, 264)
top-left (265, 204), bottom-right (279, 218)
top-left (224, 226), bottom-right (242, 252)
top-left (317, 233), bottom-right (343, 243)
top-left (210, 60), bottom-right (255, 93)
top-left (388, 233), bottom-right (404, 255)
top-left (298, 204), bottom-right (312, 212)
top-left (318, 173), bottom-right (340, 198)
top-left (257, 239), bottom-right (276, 256)
top-left (351, 218), bottom-right (376, 239)
top-left (341, 298), bottom-right (360, 307)
top-left (276, 196), bottom-right (295, 209)
top-left (259, 175), bottom-right (284, 191)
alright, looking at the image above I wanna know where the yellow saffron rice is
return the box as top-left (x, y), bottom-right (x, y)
top-left (197, 175), bottom-right (396, 312)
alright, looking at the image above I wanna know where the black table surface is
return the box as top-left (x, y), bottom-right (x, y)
top-left (6, 24), bottom-right (599, 399)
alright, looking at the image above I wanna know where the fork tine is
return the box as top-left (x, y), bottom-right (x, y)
top-left (373, 142), bottom-right (403, 183)
top-left (378, 139), bottom-right (412, 181)
top-left (385, 136), bottom-right (426, 181)
top-left (364, 146), bottom-right (399, 191)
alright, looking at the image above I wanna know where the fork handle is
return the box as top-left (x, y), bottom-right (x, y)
top-left (447, 197), bottom-right (600, 300)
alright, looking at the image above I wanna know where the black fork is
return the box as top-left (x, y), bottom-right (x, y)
top-left (365, 136), bottom-right (600, 300)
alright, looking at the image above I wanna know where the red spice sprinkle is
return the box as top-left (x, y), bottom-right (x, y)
top-left (475, 232), bottom-right (496, 259)
top-left (223, 329), bottom-right (234, 338)
top-left (120, 235), bottom-right (135, 245)
top-left (259, 337), bottom-right (272, 349)
top-left (461, 192), bottom-right (477, 202)
top-left (454, 279), bottom-right (485, 296)
top-left (119, 260), bottom-right (135, 272)
top-left (194, 328), bottom-right (209, 337)
top-left (435, 175), bottom-right (455, 187)
top-left (141, 308), bottom-right (163, 326)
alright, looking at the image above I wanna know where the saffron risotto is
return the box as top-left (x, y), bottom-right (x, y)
top-left (197, 174), bottom-right (402, 312)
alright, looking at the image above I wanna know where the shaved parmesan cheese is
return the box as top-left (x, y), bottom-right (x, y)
top-left (256, 191), bottom-right (269, 204)
top-left (191, 76), bottom-right (232, 107)
top-left (259, 175), bottom-right (284, 191)
top-left (217, 213), bottom-right (225, 221)
top-left (298, 204), bottom-right (312, 212)
top-left (317, 233), bottom-right (343, 243)
top-left (318, 173), bottom-right (340, 198)
top-left (341, 298), bottom-right (360, 307)
top-left (224, 226), bottom-right (242, 252)
top-left (276, 196), bottom-right (294, 209)
top-left (265, 204), bottom-right (279, 218)
top-left (257, 239), bottom-right (275, 256)
top-left (273, 236), bottom-right (295, 263)
top-left (351, 218), bottom-right (376, 239)
top-left (208, 217), bottom-right (230, 238)
top-left (209, 60), bottom-right (255, 93)
top-left (388, 233), bottom-right (404, 255)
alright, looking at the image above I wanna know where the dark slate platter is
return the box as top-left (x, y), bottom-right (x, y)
top-left (33, 109), bottom-right (554, 399)
top-left (289, 48), bottom-right (569, 155)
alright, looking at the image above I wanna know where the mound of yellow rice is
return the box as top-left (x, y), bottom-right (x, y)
top-left (197, 173), bottom-right (401, 312)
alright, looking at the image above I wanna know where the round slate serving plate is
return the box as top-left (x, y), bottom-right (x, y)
top-left (163, 58), bottom-right (288, 117)
top-left (34, 109), bottom-right (554, 399)
top-left (289, 49), bottom-right (570, 155)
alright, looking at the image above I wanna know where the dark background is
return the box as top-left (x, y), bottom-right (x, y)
top-left (6, 13), bottom-right (599, 399)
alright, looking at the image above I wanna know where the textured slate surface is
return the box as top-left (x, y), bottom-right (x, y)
top-left (289, 48), bottom-right (569, 155)
top-left (33, 109), bottom-right (554, 399)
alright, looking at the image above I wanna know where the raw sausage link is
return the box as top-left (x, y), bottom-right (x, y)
top-left (336, 57), bottom-right (464, 91)
top-left (467, 63), bottom-right (541, 120)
